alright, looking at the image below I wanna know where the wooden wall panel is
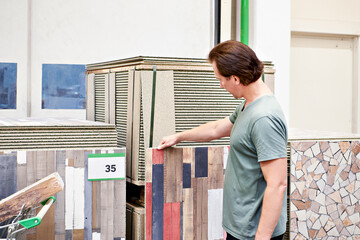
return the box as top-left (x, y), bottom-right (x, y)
top-left (145, 146), bottom-right (225, 240)
top-left (0, 148), bottom-right (126, 240)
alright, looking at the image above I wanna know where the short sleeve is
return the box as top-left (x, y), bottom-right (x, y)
top-left (250, 116), bottom-right (287, 162)
top-left (229, 102), bottom-right (245, 124)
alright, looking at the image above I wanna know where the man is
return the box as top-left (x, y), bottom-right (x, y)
top-left (158, 40), bottom-right (287, 240)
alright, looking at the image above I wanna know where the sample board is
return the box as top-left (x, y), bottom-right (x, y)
top-left (0, 148), bottom-right (126, 240)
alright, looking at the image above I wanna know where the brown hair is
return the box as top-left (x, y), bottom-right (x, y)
top-left (208, 40), bottom-right (264, 86)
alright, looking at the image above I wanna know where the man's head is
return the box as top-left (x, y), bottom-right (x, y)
top-left (208, 40), bottom-right (263, 86)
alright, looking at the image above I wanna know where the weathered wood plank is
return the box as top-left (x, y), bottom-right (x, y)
top-left (183, 188), bottom-right (193, 240)
top-left (146, 182), bottom-right (152, 240)
top-left (193, 177), bottom-right (208, 240)
top-left (0, 172), bottom-right (64, 223)
top-left (195, 147), bottom-right (208, 178)
top-left (152, 164), bottom-right (164, 240)
top-left (84, 151), bottom-right (92, 240)
top-left (0, 153), bottom-right (17, 200)
top-left (164, 148), bottom-right (183, 203)
top-left (208, 147), bottom-right (224, 189)
top-left (163, 202), bottom-right (181, 240)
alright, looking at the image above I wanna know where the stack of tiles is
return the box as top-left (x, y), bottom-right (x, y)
top-left (86, 56), bottom-right (275, 185)
top-left (0, 117), bottom-right (117, 150)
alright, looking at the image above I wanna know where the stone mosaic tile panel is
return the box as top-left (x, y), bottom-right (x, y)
top-left (290, 141), bottom-right (360, 240)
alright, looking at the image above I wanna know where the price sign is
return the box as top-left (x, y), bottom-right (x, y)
top-left (88, 153), bottom-right (125, 181)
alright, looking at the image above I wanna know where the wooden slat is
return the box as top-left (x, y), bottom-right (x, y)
top-left (100, 180), bottom-right (114, 240)
top-left (163, 202), bottom-right (181, 240)
top-left (151, 164), bottom-right (164, 240)
top-left (36, 151), bottom-right (56, 240)
top-left (84, 152), bottom-right (92, 240)
top-left (164, 148), bottom-right (183, 203)
top-left (145, 182), bottom-right (152, 240)
top-left (0, 172), bottom-right (64, 223)
top-left (195, 147), bottom-right (208, 178)
top-left (0, 153), bottom-right (17, 200)
top-left (193, 177), bottom-right (208, 240)
top-left (152, 149), bottom-right (164, 164)
top-left (55, 151), bottom-right (66, 238)
top-left (208, 147), bottom-right (224, 189)
top-left (114, 180), bottom-right (126, 238)
top-left (183, 188), bottom-right (193, 240)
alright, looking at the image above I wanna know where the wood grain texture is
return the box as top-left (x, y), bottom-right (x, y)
top-left (152, 149), bottom-right (164, 164)
top-left (152, 164), bottom-right (164, 240)
top-left (0, 154), bottom-right (17, 200)
top-left (183, 188), bottom-right (193, 240)
top-left (100, 180), bottom-right (114, 240)
top-left (145, 182), bottom-right (152, 240)
top-left (163, 202), bottom-right (181, 240)
top-left (84, 152), bottom-right (92, 240)
top-left (55, 151), bottom-right (66, 238)
top-left (0, 172), bottom-right (64, 223)
top-left (208, 147), bottom-right (224, 189)
top-left (193, 177), bottom-right (208, 240)
top-left (164, 148), bottom-right (183, 203)
top-left (195, 147), bottom-right (208, 178)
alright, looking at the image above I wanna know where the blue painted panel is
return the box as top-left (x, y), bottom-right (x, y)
top-left (0, 154), bottom-right (17, 200)
top-left (152, 164), bottom-right (164, 240)
top-left (0, 63), bottom-right (17, 109)
top-left (183, 163), bottom-right (191, 188)
top-left (42, 64), bottom-right (86, 109)
top-left (195, 147), bottom-right (208, 178)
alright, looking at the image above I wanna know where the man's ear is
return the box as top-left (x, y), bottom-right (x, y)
top-left (233, 75), bottom-right (241, 85)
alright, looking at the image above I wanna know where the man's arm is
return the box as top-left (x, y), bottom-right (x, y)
top-left (157, 117), bottom-right (233, 150)
top-left (256, 157), bottom-right (287, 240)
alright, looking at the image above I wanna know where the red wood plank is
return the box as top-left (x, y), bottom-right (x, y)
top-left (152, 149), bottom-right (164, 164)
top-left (171, 202), bottom-right (181, 240)
top-left (163, 202), bottom-right (181, 240)
top-left (146, 182), bottom-right (152, 240)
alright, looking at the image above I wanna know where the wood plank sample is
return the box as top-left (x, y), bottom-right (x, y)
top-left (0, 172), bottom-right (64, 223)
top-left (164, 148), bottom-right (183, 203)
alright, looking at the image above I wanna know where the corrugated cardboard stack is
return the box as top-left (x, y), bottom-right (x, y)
top-left (86, 56), bottom-right (275, 185)
top-left (0, 117), bottom-right (117, 150)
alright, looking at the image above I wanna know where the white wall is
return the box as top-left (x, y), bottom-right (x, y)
top-left (0, 0), bottom-right (291, 120)
top-left (290, 0), bottom-right (360, 133)
top-left (0, 0), bottom-right (29, 117)
top-left (250, 0), bottom-right (291, 122)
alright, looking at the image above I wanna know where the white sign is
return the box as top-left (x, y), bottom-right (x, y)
top-left (88, 153), bottom-right (125, 181)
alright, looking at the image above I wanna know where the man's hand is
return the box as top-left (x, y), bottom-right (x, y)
top-left (157, 133), bottom-right (181, 150)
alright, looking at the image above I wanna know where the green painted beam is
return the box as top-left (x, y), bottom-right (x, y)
top-left (241, 0), bottom-right (249, 45)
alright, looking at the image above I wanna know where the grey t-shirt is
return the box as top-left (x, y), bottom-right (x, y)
top-left (223, 95), bottom-right (288, 239)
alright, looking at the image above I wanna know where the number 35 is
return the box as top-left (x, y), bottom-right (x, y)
top-left (105, 164), bottom-right (116, 172)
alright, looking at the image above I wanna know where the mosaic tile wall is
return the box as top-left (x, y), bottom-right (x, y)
top-left (290, 141), bottom-right (360, 239)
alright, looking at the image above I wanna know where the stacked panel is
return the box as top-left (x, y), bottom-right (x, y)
top-left (86, 56), bottom-right (275, 185)
top-left (0, 118), bottom-right (117, 150)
